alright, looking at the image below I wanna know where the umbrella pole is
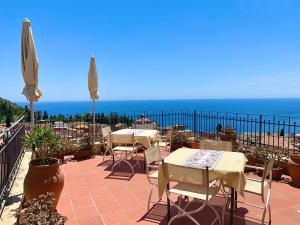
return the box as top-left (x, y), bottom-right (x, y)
top-left (93, 99), bottom-right (95, 141)
top-left (30, 101), bottom-right (35, 129)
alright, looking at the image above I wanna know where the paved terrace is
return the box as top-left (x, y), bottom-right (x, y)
top-left (57, 149), bottom-right (300, 225)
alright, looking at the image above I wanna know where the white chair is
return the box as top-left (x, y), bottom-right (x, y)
top-left (161, 159), bottom-right (227, 225)
top-left (144, 146), bottom-right (162, 211)
top-left (133, 123), bottom-right (157, 130)
top-left (102, 126), bottom-right (111, 140)
top-left (110, 133), bottom-right (142, 176)
top-left (235, 158), bottom-right (275, 225)
top-left (160, 129), bottom-right (173, 152)
top-left (199, 139), bottom-right (232, 152)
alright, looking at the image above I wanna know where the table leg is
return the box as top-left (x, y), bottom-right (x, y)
top-left (230, 188), bottom-right (234, 225)
top-left (235, 190), bottom-right (238, 210)
top-left (113, 154), bottom-right (115, 164)
top-left (167, 183), bottom-right (170, 222)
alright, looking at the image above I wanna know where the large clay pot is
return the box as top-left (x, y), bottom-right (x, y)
top-left (73, 149), bottom-right (93, 160)
top-left (219, 132), bottom-right (237, 142)
top-left (23, 158), bottom-right (64, 209)
top-left (287, 153), bottom-right (300, 186)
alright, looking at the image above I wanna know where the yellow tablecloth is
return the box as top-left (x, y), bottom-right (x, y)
top-left (111, 128), bottom-right (160, 149)
top-left (158, 147), bottom-right (247, 199)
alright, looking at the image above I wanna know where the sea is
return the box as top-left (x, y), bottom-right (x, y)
top-left (17, 98), bottom-right (300, 117)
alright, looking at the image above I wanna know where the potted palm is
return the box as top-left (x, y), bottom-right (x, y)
top-left (219, 125), bottom-right (237, 142)
top-left (73, 135), bottom-right (93, 160)
top-left (23, 127), bottom-right (65, 209)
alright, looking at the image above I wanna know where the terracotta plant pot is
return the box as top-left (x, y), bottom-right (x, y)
top-left (187, 141), bottom-right (200, 149)
top-left (272, 167), bottom-right (284, 181)
top-left (73, 149), bottom-right (93, 160)
top-left (171, 143), bottom-right (184, 151)
top-left (219, 132), bottom-right (237, 142)
top-left (23, 158), bottom-right (64, 209)
top-left (287, 153), bottom-right (300, 186)
top-left (257, 167), bottom-right (283, 181)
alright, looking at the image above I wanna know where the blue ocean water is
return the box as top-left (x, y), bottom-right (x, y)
top-left (17, 99), bottom-right (300, 116)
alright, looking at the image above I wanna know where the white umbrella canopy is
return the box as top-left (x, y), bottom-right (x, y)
top-left (88, 55), bottom-right (99, 140)
top-left (21, 18), bottom-right (42, 127)
top-left (88, 55), bottom-right (99, 100)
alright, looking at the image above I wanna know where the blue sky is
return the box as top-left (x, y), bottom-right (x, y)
top-left (1, 0), bottom-right (300, 102)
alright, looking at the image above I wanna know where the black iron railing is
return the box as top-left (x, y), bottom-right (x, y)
top-left (0, 116), bottom-right (25, 215)
top-left (37, 110), bottom-right (300, 151)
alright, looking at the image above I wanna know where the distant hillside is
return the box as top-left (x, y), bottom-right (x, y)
top-left (0, 97), bottom-right (24, 125)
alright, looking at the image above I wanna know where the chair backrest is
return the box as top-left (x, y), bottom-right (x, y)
top-left (166, 129), bottom-right (173, 141)
top-left (110, 133), bottom-right (134, 146)
top-left (262, 158), bottom-right (275, 183)
top-left (102, 126), bottom-right (111, 138)
top-left (144, 145), bottom-right (161, 168)
top-left (199, 139), bottom-right (232, 152)
top-left (161, 159), bottom-right (210, 200)
top-left (133, 123), bottom-right (156, 130)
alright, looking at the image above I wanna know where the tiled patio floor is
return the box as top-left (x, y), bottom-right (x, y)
top-left (57, 150), bottom-right (300, 225)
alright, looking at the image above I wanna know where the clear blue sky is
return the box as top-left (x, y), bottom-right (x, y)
top-left (1, 0), bottom-right (300, 102)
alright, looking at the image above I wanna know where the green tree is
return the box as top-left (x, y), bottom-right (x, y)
top-left (5, 107), bottom-right (13, 128)
top-left (42, 110), bottom-right (49, 120)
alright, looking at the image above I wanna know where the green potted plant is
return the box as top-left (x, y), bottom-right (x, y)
top-left (219, 125), bottom-right (237, 142)
top-left (16, 192), bottom-right (67, 225)
top-left (287, 150), bottom-right (300, 186)
top-left (73, 135), bottom-right (93, 160)
top-left (186, 135), bottom-right (202, 149)
top-left (171, 131), bottom-right (189, 151)
top-left (23, 127), bottom-right (65, 209)
top-left (256, 146), bottom-right (288, 181)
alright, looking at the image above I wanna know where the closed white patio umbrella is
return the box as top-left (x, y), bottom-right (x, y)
top-left (88, 55), bottom-right (99, 140)
top-left (21, 18), bottom-right (42, 127)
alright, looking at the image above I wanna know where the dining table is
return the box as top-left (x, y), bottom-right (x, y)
top-left (158, 147), bottom-right (248, 225)
top-left (110, 128), bottom-right (161, 149)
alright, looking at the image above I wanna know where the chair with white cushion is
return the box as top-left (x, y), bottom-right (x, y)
top-left (199, 139), bottom-right (232, 152)
top-left (110, 133), bottom-right (142, 176)
top-left (236, 158), bottom-right (275, 225)
top-left (161, 159), bottom-right (227, 225)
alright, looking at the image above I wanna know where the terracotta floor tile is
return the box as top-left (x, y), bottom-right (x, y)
top-left (101, 209), bottom-right (130, 225)
top-left (56, 152), bottom-right (300, 225)
top-left (74, 205), bottom-right (99, 220)
top-left (95, 201), bottom-right (120, 214)
top-left (76, 216), bottom-right (104, 225)
top-left (57, 203), bottom-right (76, 221)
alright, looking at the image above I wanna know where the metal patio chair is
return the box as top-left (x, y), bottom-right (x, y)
top-left (199, 139), bottom-right (232, 152)
top-left (161, 159), bottom-right (228, 225)
top-left (110, 133), bottom-right (142, 176)
top-left (144, 145), bottom-right (163, 211)
top-left (235, 158), bottom-right (275, 225)
top-left (133, 123), bottom-right (157, 130)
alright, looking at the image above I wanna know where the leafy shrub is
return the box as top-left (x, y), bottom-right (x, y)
top-left (220, 125), bottom-right (236, 135)
top-left (16, 192), bottom-right (67, 225)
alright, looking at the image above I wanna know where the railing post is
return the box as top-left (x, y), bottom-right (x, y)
top-left (259, 114), bottom-right (262, 147)
top-left (193, 110), bottom-right (197, 138)
top-left (161, 110), bottom-right (164, 134)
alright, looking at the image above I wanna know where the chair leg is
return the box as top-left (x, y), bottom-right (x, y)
top-left (268, 204), bottom-right (271, 225)
top-left (207, 203), bottom-right (222, 225)
top-left (147, 182), bottom-right (156, 211)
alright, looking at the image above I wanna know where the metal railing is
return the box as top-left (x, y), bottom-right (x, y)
top-left (37, 110), bottom-right (300, 151)
top-left (0, 116), bottom-right (25, 215)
